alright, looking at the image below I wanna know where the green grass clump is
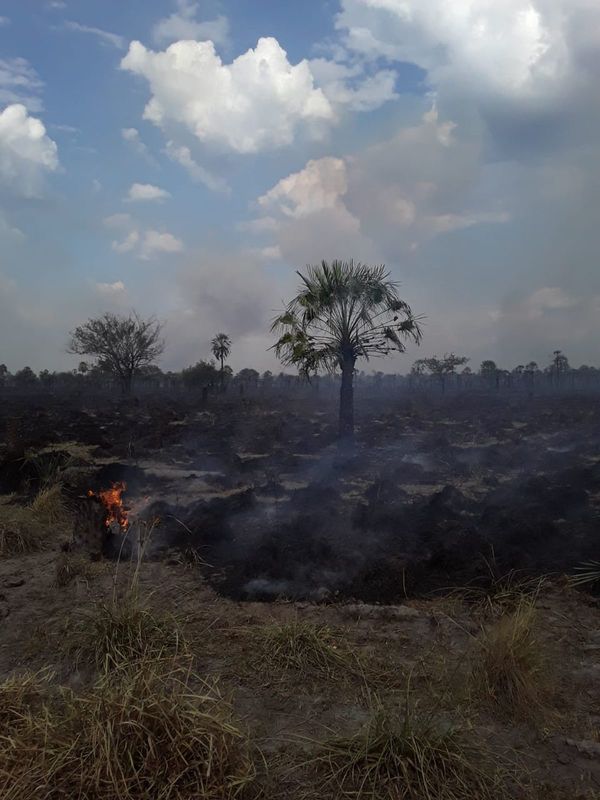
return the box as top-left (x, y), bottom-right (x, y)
top-left (309, 703), bottom-right (504, 800)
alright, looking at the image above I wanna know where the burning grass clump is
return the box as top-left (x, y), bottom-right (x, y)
top-left (253, 619), bottom-right (354, 680)
top-left (66, 594), bottom-right (187, 671)
top-left (0, 665), bottom-right (257, 800)
top-left (308, 703), bottom-right (504, 800)
top-left (471, 599), bottom-right (549, 719)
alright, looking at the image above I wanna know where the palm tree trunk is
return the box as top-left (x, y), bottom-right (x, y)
top-left (339, 358), bottom-right (355, 442)
top-left (220, 356), bottom-right (224, 391)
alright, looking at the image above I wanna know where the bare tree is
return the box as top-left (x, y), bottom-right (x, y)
top-left (68, 312), bottom-right (164, 394)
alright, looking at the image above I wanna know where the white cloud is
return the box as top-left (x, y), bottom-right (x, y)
top-left (121, 127), bottom-right (156, 164)
top-left (153, 1), bottom-right (229, 47)
top-left (0, 17), bottom-right (10, 26)
top-left (308, 58), bottom-right (397, 112)
top-left (95, 280), bottom-right (126, 295)
top-left (125, 182), bottom-right (171, 202)
top-left (247, 108), bottom-right (510, 266)
top-left (164, 140), bottom-right (229, 193)
top-left (335, 0), bottom-right (600, 130)
top-left (0, 57), bottom-right (44, 112)
top-left (259, 157), bottom-right (350, 218)
top-left (112, 229), bottom-right (140, 253)
top-left (0, 104), bottom-right (58, 197)
top-left (121, 37), bottom-right (334, 154)
top-left (106, 213), bottom-right (183, 260)
top-left (139, 229), bottom-right (184, 260)
top-left (64, 20), bottom-right (126, 49)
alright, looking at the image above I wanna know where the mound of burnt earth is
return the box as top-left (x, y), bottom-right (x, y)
top-left (176, 462), bottom-right (600, 602)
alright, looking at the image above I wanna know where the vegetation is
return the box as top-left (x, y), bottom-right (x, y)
top-left (68, 311), bottom-right (164, 394)
top-left (211, 332), bottom-right (232, 390)
top-left (66, 594), bottom-right (187, 671)
top-left (0, 665), bottom-right (257, 800)
top-left (471, 599), bottom-right (549, 719)
top-left (253, 619), bottom-right (352, 679)
top-left (308, 702), bottom-right (504, 800)
top-left (272, 260), bottom-right (422, 440)
top-left (0, 489), bottom-right (71, 557)
top-left (411, 353), bottom-right (469, 394)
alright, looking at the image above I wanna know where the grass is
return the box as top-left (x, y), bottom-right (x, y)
top-left (570, 560), bottom-right (600, 589)
top-left (66, 593), bottom-right (188, 672)
top-left (0, 486), bottom-right (73, 557)
top-left (0, 663), bottom-right (258, 800)
top-left (470, 599), bottom-right (549, 719)
top-left (252, 619), bottom-right (355, 680)
top-left (307, 701), bottom-right (505, 800)
top-left (29, 483), bottom-right (69, 526)
top-left (54, 551), bottom-right (106, 587)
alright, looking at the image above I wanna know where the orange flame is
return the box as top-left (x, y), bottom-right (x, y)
top-left (87, 481), bottom-right (129, 529)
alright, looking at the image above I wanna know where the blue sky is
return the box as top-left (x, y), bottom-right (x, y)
top-left (0, 0), bottom-right (599, 372)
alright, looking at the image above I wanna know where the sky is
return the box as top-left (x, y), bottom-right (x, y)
top-left (0, 0), bottom-right (599, 374)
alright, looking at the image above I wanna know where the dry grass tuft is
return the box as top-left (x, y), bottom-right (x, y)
top-left (0, 498), bottom-right (48, 557)
top-left (308, 702), bottom-right (504, 800)
top-left (471, 600), bottom-right (549, 718)
top-left (29, 483), bottom-right (69, 526)
top-left (0, 664), bottom-right (257, 800)
top-left (253, 619), bottom-right (353, 679)
top-left (0, 487), bottom-right (72, 558)
top-left (66, 594), bottom-right (188, 671)
top-left (54, 552), bottom-right (106, 587)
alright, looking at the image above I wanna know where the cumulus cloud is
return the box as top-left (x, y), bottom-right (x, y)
top-left (105, 212), bottom-right (183, 259)
top-left (335, 0), bottom-right (600, 155)
top-left (125, 182), bottom-right (171, 202)
top-left (164, 140), bottom-right (229, 193)
top-left (0, 57), bottom-right (44, 112)
top-left (121, 37), bottom-right (334, 153)
top-left (139, 230), bottom-right (183, 259)
top-left (0, 104), bottom-right (59, 197)
top-left (64, 20), bottom-right (126, 49)
top-left (259, 157), bottom-right (351, 218)
top-left (249, 109), bottom-right (509, 265)
top-left (337, 0), bottom-right (565, 99)
top-left (308, 58), bottom-right (398, 112)
top-left (153, 1), bottom-right (229, 47)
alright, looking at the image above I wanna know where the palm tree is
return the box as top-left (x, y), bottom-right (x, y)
top-left (211, 333), bottom-right (232, 389)
top-left (272, 260), bottom-right (422, 442)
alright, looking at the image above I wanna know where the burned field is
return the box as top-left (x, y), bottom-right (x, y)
top-left (1, 389), bottom-right (600, 798)
top-left (3, 389), bottom-right (597, 601)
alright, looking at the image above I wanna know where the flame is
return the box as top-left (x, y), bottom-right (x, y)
top-left (87, 481), bottom-right (129, 529)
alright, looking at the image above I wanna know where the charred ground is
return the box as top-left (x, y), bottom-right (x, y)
top-left (2, 388), bottom-right (600, 798)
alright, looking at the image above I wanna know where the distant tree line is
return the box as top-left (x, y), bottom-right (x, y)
top-left (1, 261), bottom-right (599, 446)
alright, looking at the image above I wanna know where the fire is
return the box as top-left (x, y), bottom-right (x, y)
top-left (87, 481), bottom-right (129, 529)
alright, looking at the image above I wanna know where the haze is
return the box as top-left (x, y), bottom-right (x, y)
top-left (0, 0), bottom-right (598, 373)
